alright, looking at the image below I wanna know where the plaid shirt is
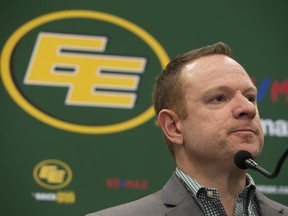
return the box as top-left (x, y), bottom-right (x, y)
top-left (175, 168), bottom-right (261, 216)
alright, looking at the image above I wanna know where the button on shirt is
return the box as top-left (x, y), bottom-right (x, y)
top-left (175, 168), bottom-right (261, 216)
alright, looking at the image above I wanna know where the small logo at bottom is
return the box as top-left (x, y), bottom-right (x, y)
top-left (33, 159), bottom-right (73, 190)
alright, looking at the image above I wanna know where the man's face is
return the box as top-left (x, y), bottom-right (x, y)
top-left (179, 55), bottom-right (264, 167)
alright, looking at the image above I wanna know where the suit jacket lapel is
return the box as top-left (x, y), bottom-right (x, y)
top-left (161, 173), bottom-right (204, 216)
top-left (256, 191), bottom-right (286, 216)
top-left (165, 196), bottom-right (204, 216)
top-left (160, 174), bottom-right (287, 216)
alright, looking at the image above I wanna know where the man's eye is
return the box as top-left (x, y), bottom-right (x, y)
top-left (212, 95), bottom-right (226, 103)
top-left (247, 95), bottom-right (256, 103)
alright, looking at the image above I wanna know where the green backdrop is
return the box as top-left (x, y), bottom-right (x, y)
top-left (1, 1), bottom-right (287, 215)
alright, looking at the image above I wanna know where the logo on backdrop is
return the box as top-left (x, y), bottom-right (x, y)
top-left (0, 10), bottom-right (169, 134)
top-left (251, 77), bottom-right (288, 137)
top-left (106, 178), bottom-right (148, 190)
top-left (32, 159), bottom-right (75, 204)
top-left (33, 159), bottom-right (72, 190)
top-left (253, 77), bottom-right (288, 103)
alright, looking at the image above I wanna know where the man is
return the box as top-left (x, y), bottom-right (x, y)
top-left (86, 42), bottom-right (288, 216)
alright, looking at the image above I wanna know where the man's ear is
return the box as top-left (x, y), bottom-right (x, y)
top-left (157, 109), bottom-right (184, 145)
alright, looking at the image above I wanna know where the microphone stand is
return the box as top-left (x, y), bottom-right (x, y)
top-left (245, 148), bottom-right (288, 179)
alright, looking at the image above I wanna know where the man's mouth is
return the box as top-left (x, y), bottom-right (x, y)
top-left (230, 128), bottom-right (257, 135)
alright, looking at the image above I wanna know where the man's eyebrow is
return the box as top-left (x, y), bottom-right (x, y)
top-left (203, 85), bottom-right (257, 94)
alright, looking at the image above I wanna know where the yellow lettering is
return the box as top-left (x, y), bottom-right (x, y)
top-left (24, 32), bottom-right (146, 109)
top-left (38, 165), bottom-right (66, 184)
top-left (57, 191), bottom-right (76, 204)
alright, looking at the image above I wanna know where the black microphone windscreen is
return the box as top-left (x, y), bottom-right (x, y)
top-left (234, 150), bottom-right (253, 170)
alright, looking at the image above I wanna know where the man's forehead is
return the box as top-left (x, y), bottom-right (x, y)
top-left (180, 55), bottom-right (257, 90)
top-left (183, 55), bottom-right (238, 72)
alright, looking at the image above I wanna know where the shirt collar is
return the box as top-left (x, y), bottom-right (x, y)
top-left (175, 167), bottom-right (256, 198)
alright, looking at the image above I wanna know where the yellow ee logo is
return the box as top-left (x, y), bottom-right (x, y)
top-left (33, 159), bottom-right (73, 190)
top-left (25, 32), bottom-right (146, 109)
top-left (1, 10), bottom-right (169, 134)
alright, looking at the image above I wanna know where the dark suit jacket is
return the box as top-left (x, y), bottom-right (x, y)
top-left (86, 173), bottom-right (288, 216)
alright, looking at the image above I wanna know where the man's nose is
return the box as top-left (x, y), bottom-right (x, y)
top-left (232, 94), bottom-right (257, 119)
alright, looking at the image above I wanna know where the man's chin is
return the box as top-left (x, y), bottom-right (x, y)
top-left (234, 146), bottom-right (262, 159)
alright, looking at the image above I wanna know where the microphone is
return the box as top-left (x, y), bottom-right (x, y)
top-left (234, 149), bottom-right (288, 179)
